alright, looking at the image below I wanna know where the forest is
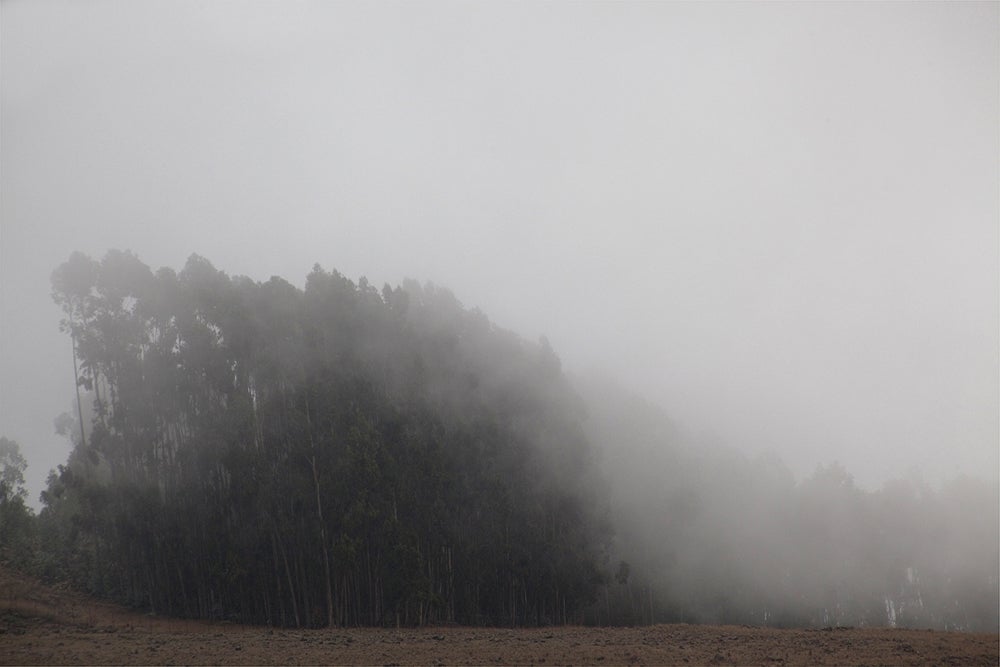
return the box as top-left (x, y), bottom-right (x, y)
top-left (0, 249), bottom-right (996, 632)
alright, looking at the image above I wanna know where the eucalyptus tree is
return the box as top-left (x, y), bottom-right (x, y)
top-left (43, 250), bottom-right (612, 627)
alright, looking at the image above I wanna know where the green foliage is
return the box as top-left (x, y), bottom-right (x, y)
top-left (43, 251), bottom-right (609, 627)
top-left (39, 249), bottom-right (997, 632)
top-left (0, 437), bottom-right (28, 504)
top-left (0, 437), bottom-right (35, 568)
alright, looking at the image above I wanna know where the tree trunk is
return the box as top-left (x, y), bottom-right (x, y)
top-left (70, 330), bottom-right (87, 449)
top-left (310, 455), bottom-right (335, 628)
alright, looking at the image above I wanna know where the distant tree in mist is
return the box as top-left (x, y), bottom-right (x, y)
top-left (0, 437), bottom-right (34, 567)
top-left (0, 437), bottom-right (28, 504)
top-left (577, 375), bottom-right (999, 632)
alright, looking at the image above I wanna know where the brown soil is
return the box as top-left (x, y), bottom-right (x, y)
top-left (1, 565), bottom-right (996, 666)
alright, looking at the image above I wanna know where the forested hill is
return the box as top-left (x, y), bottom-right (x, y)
top-left (39, 250), bottom-right (608, 627)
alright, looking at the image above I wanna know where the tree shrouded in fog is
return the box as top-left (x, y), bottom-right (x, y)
top-left (34, 250), bottom-right (998, 632)
top-left (40, 250), bottom-right (608, 627)
top-left (577, 375), bottom-right (999, 632)
top-left (0, 437), bottom-right (34, 567)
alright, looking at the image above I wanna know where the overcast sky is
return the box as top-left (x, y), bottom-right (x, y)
top-left (2, 1), bottom-right (997, 506)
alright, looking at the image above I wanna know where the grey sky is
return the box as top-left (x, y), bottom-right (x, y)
top-left (2, 1), bottom-right (997, 506)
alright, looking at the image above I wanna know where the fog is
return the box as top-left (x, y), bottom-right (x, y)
top-left (2, 0), bottom-right (997, 514)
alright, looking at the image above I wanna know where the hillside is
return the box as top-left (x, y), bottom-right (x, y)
top-left (2, 563), bottom-right (997, 666)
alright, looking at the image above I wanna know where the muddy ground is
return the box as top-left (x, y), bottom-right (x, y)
top-left (2, 565), bottom-right (996, 666)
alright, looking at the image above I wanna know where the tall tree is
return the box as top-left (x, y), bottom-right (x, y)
top-left (0, 437), bottom-right (34, 567)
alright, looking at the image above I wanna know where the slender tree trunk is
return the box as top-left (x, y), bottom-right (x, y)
top-left (310, 455), bottom-right (335, 628)
top-left (70, 330), bottom-right (87, 449)
top-left (275, 532), bottom-right (300, 627)
top-left (302, 389), bottom-right (335, 628)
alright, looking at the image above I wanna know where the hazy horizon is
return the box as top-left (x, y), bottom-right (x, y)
top-left (2, 1), bottom-right (998, 507)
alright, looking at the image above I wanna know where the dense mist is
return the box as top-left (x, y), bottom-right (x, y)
top-left (577, 374), bottom-right (998, 631)
top-left (3, 2), bottom-right (997, 507)
top-left (1, 0), bottom-right (997, 636)
top-left (30, 251), bottom-right (608, 627)
top-left (1, 251), bottom-right (992, 632)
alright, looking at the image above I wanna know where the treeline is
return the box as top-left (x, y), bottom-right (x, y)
top-left (579, 376), bottom-right (999, 632)
top-left (32, 250), bottom-right (607, 627)
top-left (0, 249), bottom-right (995, 632)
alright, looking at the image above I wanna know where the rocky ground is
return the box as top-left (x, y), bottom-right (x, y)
top-left (2, 565), bottom-right (996, 666)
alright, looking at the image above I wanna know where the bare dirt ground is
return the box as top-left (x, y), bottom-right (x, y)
top-left (1, 565), bottom-right (996, 666)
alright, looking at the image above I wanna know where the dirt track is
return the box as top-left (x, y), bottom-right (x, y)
top-left (2, 565), bottom-right (997, 666)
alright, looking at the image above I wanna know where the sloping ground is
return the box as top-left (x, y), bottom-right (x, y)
top-left (1, 565), bottom-right (996, 666)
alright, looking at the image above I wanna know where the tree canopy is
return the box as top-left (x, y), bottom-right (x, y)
top-left (41, 250), bottom-right (608, 627)
top-left (23, 250), bottom-right (998, 633)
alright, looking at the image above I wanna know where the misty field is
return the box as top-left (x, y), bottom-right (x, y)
top-left (2, 564), bottom-right (997, 667)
